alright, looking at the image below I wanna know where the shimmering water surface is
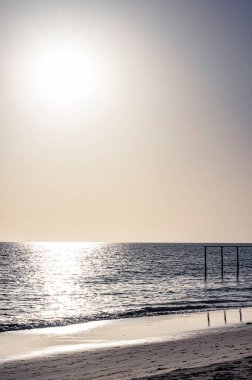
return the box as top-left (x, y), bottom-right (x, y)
top-left (0, 243), bottom-right (251, 332)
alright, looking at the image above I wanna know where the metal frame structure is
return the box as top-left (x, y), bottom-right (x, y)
top-left (204, 245), bottom-right (252, 280)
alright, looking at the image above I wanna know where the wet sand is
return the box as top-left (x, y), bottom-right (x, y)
top-left (0, 309), bottom-right (251, 379)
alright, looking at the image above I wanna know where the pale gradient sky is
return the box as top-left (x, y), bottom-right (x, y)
top-left (0, 0), bottom-right (252, 242)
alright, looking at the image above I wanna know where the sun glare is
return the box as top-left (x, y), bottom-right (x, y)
top-left (32, 43), bottom-right (108, 108)
top-left (13, 39), bottom-right (117, 116)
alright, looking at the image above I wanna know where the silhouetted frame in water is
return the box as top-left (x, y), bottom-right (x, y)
top-left (221, 246), bottom-right (224, 278)
top-left (236, 246), bottom-right (240, 279)
top-left (204, 246), bottom-right (207, 280)
top-left (203, 245), bottom-right (252, 280)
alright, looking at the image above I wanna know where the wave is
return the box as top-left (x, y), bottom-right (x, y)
top-left (1, 299), bottom-right (251, 333)
top-left (206, 286), bottom-right (252, 292)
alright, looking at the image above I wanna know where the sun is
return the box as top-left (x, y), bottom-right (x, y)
top-left (20, 39), bottom-right (115, 115)
top-left (30, 43), bottom-right (106, 108)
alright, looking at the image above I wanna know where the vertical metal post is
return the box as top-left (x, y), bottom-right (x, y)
top-left (221, 246), bottom-right (224, 278)
top-left (204, 246), bottom-right (207, 280)
top-left (236, 246), bottom-right (239, 279)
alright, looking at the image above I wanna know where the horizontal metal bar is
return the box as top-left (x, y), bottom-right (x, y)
top-left (205, 245), bottom-right (252, 249)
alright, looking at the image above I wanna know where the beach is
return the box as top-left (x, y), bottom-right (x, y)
top-left (0, 309), bottom-right (251, 379)
top-left (1, 243), bottom-right (251, 378)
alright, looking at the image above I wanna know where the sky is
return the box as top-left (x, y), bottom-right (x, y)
top-left (0, 0), bottom-right (252, 243)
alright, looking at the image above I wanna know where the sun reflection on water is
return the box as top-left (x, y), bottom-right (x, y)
top-left (28, 242), bottom-right (105, 321)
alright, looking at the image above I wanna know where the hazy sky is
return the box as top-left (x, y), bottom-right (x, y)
top-left (1, 0), bottom-right (252, 242)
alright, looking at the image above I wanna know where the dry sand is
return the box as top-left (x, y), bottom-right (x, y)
top-left (0, 322), bottom-right (251, 379)
top-left (140, 356), bottom-right (252, 379)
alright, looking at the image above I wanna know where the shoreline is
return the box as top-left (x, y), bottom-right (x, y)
top-left (0, 323), bottom-right (251, 379)
top-left (0, 307), bottom-right (251, 363)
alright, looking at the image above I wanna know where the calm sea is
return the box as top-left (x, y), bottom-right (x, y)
top-left (0, 242), bottom-right (251, 332)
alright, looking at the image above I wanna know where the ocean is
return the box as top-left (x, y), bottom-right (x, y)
top-left (0, 242), bottom-right (251, 333)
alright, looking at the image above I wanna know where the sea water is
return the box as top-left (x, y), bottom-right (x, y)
top-left (0, 242), bottom-right (251, 332)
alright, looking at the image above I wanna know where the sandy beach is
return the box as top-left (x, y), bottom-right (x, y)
top-left (0, 309), bottom-right (251, 379)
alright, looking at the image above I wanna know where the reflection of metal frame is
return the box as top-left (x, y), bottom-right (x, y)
top-left (224, 310), bottom-right (227, 324)
top-left (207, 308), bottom-right (243, 327)
top-left (239, 308), bottom-right (243, 323)
top-left (204, 245), bottom-right (252, 279)
top-left (207, 312), bottom-right (210, 327)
